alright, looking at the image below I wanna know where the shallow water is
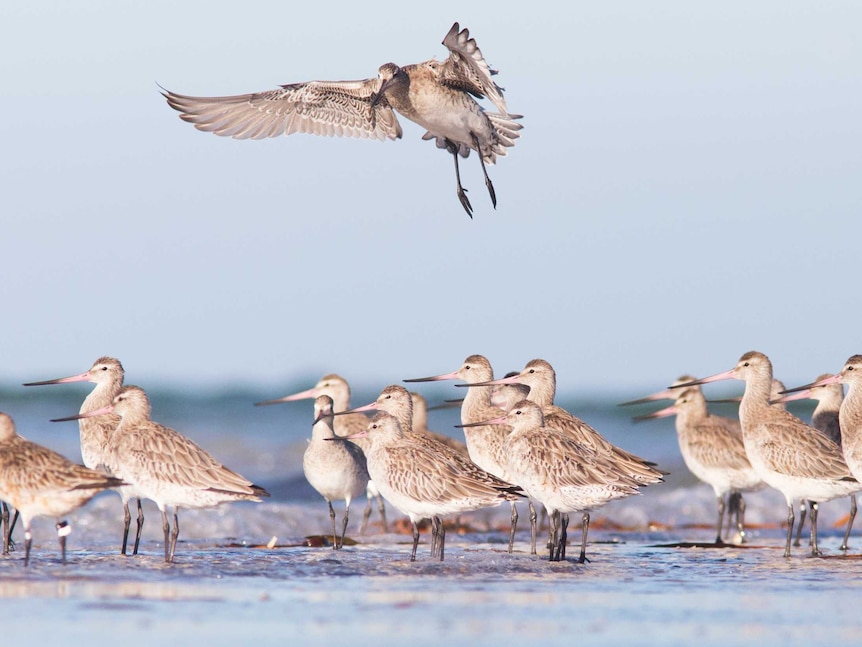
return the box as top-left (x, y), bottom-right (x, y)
top-left (3, 499), bottom-right (862, 647)
top-left (1, 388), bottom-right (859, 645)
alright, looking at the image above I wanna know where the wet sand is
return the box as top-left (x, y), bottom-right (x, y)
top-left (2, 500), bottom-right (861, 647)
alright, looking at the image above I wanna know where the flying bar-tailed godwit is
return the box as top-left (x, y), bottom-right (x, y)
top-left (161, 23), bottom-right (522, 218)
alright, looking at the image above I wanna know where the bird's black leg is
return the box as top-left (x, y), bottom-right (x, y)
top-left (122, 501), bottom-right (131, 555)
top-left (715, 494), bottom-right (727, 544)
top-left (452, 150), bottom-right (473, 218)
top-left (841, 494), bottom-right (856, 551)
top-left (578, 513), bottom-right (591, 564)
top-left (793, 500), bottom-right (809, 547)
top-left (410, 521), bottom-right (420, 562)
top-left (133, 499), bottom-right (144, 555)
top-left (508, 501), bottom-right (518, 554)
top-left (56, 520), bottom-right (70, 565)
top-left (472, 133), bottom-right (496, 209)
top-left (529, 501), bottom-right (537, 556)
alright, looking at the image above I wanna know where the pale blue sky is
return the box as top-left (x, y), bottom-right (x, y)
top-left (3, 1), bottom-right (861, 394)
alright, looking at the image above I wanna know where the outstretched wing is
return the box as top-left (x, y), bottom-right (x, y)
top-left (162, 78), bottom-right (403, 141)
top-left (439, 22), bottom-right (508, 114)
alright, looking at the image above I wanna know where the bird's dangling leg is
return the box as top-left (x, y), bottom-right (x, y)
top-left (472, 133), bottom-right (496, 209)
top-left (452, 150), bottom-right (473, 218)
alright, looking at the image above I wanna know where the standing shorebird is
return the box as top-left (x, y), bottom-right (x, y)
top-left (255, 374), bottom-right (388, 533)
top-left (405, 355), bottom-right (531, 553)
top-left (783, 362), bottom-right (862, 550)
top-left (461, 358), bottom-right (663, 552)
top-left (467, 359), bottom-right (663, 483)
top-left (304, 396), bottom-right (369, 549)
top-left (161, 22), bottom-right (522, 218)
top-left (468, 401), bottom-right (651, 563)
top-left (626, 378), bottom-right (762, 544)
top-left (54, 385), bottom-right (269, 563)
top-left (23, 357), bottom-right (146, 556)
top-left (675, 352), bottom-right (859, 557)
top-left (343, 412), bottom-right (519, 561)
top-left (0, 413), bottom-right (123, 566)
top-left (342, 384), bottom-right (521, 555)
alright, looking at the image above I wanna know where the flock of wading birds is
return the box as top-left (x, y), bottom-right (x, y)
top-left (3, 350), bottom-right (862, 567)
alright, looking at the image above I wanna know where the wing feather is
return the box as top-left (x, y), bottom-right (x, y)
top-left (439, 22), bottom-right (508, 114)
top-left (162, 79), bottom-right (403, 142)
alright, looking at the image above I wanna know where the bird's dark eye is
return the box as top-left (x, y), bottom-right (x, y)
top-left (848, 366), bottom-right (855, 372)
top-left (743, 362), bottom-right (750, 367)
top-left (529, 369), bottom-right (535, 374)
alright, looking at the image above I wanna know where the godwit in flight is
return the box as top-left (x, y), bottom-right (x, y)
top-left (162, 23), bottom-right (522, 218)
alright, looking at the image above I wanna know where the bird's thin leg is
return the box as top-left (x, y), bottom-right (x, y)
top-left (793, 500), bottom-right (808, 547)
top-left (784, 503), bottom-right (795, 557)
top-left (436, 516), bottom-right (446, 561)
top-left (24, 527), bottom-right (32, 567)
top-left (410, 521), bottom-right (420, 562)
top-left (529, 500), bottom-right (537, 556)
top-left (578, 513), bottom-right (591, 564)
top-left (133, 499), bottom-right (144, 556)
top-left (340, 502), bottom-right (350, 550)
top-left (508, 501), bottom-right (518, 554)
top-left (359, 496), bottom-right (372, 535)
top-left (121, 501), bottom-right (131, 555)
top-left (809, 502), bottom-right (821, 557)
top-left (376, 494), bottom-right (388, 533)
top-left (6, 508), bottom-right (19, 554)
top-left (548, 511), bottom-right (560, 562)
top-left (715, 494), bottom-right (727, 544)
top-left (168, 511), bottom-right (180, 563)
top-left (430, 517), bottom-right (438, 558)
top-left (471, 133), bottom-right (496, 209)
top-left (841, 495), bottom-right (856, 551)
top-left (452, 151), bottom-right (473, 218)
top-left (2, 503), bottom-right (10, 555)
top-left (328, 500), bottom-right (338, 550)
top-left (161, 510), bottom-right (171, 562)
top-left (559, 513), bottom-right (569, 561)
top-left (735, 493), bottom-right (747, 543)
top-left (56, 520), bottom-right (70, 565)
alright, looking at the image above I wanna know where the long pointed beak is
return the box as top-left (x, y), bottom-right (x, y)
top-left (334, 401), bottom-right (378, 416)
top-left (618, 388), bottom-right (678, 406)
top-left (455, 374), bottom-right (521, 388)
top-left (23, 370), bottom-right (91, 387)
top-left (371, 77), bottom-right (391, 108)
top-left (632, 403), bottom-right (677, 423)
top-left (781, 373), bottom-right (841, 394)
top-left (672, 368), bottom-right (738, 389)
top-left (325, 429), bottom-right (368, 441)
top-left (51, 403), bottom-right (114, 423)
top-left (455, 415), bottom-right (507, 428)
top-left (770, 389), bottom-right (811, 404)
top-left (254, 386), bottom-right (319, 407)
top-left (707, 397), bottom-right (743, 404)
top-left (404, 369), bottom-right (462, 383)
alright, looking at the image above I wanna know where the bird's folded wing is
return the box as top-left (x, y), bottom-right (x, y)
top-left (162, 78), bottom-right (402, 141)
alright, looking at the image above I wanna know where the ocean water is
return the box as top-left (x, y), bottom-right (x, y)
top-left (0, 384), bottom-right (859, 646)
